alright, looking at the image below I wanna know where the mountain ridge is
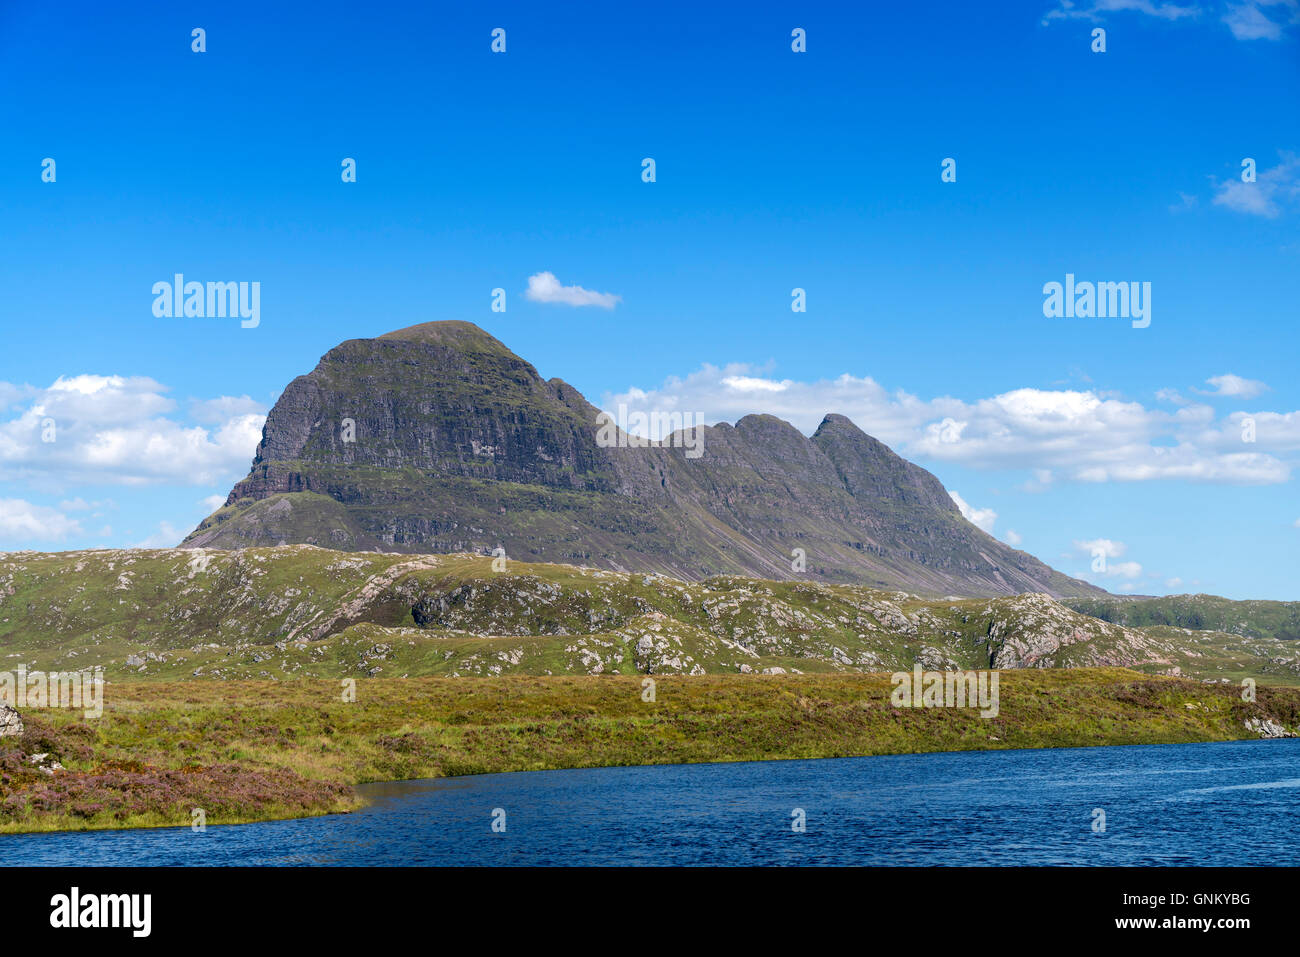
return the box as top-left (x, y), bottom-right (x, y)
top-left (183, 320), bottom-right (1104, 598)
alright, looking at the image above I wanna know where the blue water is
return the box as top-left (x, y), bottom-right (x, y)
top-left (3, 739), bottom-right (1298, 866)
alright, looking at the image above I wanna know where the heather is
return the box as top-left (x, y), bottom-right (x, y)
top-left (2, 668), bottom-right (1297, 833)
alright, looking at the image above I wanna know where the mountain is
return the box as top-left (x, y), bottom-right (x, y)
top-left (182, 321), bottom-right (1103, 598)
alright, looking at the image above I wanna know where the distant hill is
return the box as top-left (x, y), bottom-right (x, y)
top-left (182, 320), bottom-right (1103, 598)
top-left (1065, 594), bottom-right (1300, 641)
top-left (6, 547), bottom-right (1295, 683)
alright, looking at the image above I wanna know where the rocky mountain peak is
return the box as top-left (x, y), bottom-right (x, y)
top-left (185, 322), bottom-right (1103, 598)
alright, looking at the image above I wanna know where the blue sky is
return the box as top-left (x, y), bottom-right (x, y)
top-left (1, 0), bottom-right (1297, 599)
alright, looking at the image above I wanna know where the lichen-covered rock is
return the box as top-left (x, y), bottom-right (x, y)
top-left (0, 704), bottom-right (22, 737)
top-left (1244, 717), bottom-right (1296, 738)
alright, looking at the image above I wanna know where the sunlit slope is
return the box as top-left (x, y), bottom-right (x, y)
top-left (2, 547), bottom-right (1295, 684)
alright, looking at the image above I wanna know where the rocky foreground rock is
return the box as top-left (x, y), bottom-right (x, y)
top-left (0, 704), bottom-right (23, 737)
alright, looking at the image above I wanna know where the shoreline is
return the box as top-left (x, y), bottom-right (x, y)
top-left (3, 668), bottom-right (1297, 835)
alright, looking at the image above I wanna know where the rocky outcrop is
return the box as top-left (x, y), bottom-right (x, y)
top-left (1, 546), bottom-right (1293, 682)
top-left (0, 704), bottom-right (22, 737)
top-left (183, 321), bottom-right (1104, 599)
top-left (1244, 717), bottom-right (1297, 738)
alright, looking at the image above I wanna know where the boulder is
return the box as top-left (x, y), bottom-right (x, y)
top-left (0, 704), bottom-right (22, 737)
top-left (1244, 717), bottom-right (1296, 739)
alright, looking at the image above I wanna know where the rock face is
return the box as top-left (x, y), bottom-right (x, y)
top-left (1244, 717), bottom-right (1296, 738)
top-left (0, 704), bottom-right (22, 737)
top-left (183, 321), bottom-right (1103, 598)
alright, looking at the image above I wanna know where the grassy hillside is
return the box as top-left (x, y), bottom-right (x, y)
top-left (2, 540), bottom-right (1300, 686)
top-left (1065, 593), bottom-right (1300, 641)
top-left (3, 669), bottom-right (1298, 833)
top-left (2, 547), bottom-right (1297, 684)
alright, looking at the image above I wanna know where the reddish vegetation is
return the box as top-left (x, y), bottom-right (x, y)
top-left (0, 714), bottom-right (349, 830)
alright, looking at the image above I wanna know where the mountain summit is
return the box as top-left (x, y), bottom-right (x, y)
top-left (183, 321), bottom-right (1102, 597)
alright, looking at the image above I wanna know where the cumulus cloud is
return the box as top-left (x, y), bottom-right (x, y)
top-left (722, 375), bottom-right (790, 393)
top-left (1213, 154), bottom-right (1300, 217)
top-left (1197, 373), bottom-right (1268, 398)
top-left (1075, 538), bottom-right (1127, 559)
top-left (524, 271), bottom-right (621, 309)
top-left (0, 375), bottom-right (265, 488)
top-left (1072, 539), bottom-right (1142, 578)
top-left (948, 491), bottom-right (997, 534)
top-left (602, 365), bottom-right (1298, 486)
top-left (189, 395), bottom-right (267, 424)
top-left (0, 498), bottom-right (82, 543)
top-left (1005, 529), bottom-right (1024, 545)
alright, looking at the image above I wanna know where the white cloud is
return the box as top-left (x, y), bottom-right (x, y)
top-left (1072, 539), bottom-right (1142, 578)
top-left (200, 493), bottom-right (227, 512)
top-left (1223, 0), bottom-right (1300, 39)
top-left (1075, 538), bottom-right (1128, 559)
top-left (524, 271), bottom-right (621, 309)
top-left (129, 521), bottom-right (182, 549)
top-left (1042, 0), bottom-right (1199, 24)
top-left (189, 395), bottom-right (267, 424)
top-left (0, 383), bottom-right (33, 412)
top-left (1005, 529), bottom-right (1023, 545)
top-left (1213, 154), bottom-right (1300, 217)
top-left (0, 498), bottom-right (82, 543)
top-left (0, 376), bottom-right (264, 488)
top-left (1043, 0), bottom-right (1300, 38)
top-left (603, 365), bottom-right (1298, 486)
top-left (1199, 373), bottom-right (1268, 398)
top-left (722, 375), bottom-right (791, 393)
top-left (1022, 468), bottom-right (1055, 492)
top-left (1196, 374), bottom-right (1268, 400)
top-left (1166, 576), bottom-right (1184, 587)
top-left (948, 491), bottom-right (997, 534)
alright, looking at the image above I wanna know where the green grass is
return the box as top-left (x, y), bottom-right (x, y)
top-left (1064, 593), bottom-right (1300, 641)
top-left (2, 668), bottom-right (1297, 833)
top-left (3, 548), bottom-right (1297, 683)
